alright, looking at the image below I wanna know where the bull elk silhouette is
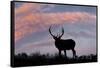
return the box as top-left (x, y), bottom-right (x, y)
top-left (49, 26), bottom-right (76, 58)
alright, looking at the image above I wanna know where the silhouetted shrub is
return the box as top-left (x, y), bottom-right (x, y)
top-left (14, 53), bottom-right (97, 67)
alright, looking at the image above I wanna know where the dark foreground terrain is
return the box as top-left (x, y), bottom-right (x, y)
top-left (13, 53), bottom-right (97, 67)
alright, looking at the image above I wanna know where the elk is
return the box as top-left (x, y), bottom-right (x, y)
top-left (49, 26), bottom-right (76, 58)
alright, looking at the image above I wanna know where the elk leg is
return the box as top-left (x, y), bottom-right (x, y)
top-left (64, 50), bottom-right (67, 57)
top-left (59, 50), bottom-right (61, 56)
top-left (72, 49), bottom-right (76, 58)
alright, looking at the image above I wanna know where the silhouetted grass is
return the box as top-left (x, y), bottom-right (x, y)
top-left (14, 53), bottom-right (97, 67)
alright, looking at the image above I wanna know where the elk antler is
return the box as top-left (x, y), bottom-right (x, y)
top-left (49, 26), bottom-right (55, 37)
top-left (59, 27), bottom-right (64, 38)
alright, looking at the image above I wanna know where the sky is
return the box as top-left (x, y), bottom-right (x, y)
top-left (14, 2), bottom-right (97, 57)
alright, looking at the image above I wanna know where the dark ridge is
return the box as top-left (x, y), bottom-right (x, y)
top-left (13, 53), bottom-right (97, 67)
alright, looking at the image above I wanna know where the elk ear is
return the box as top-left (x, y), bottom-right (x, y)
top-left (53, 36), bottom-right (55, 39)
top-left (53, 36), bottom-right (57, 40)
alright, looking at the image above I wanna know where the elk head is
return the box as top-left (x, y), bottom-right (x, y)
top-left (49, 26), bottom-right (64, 40)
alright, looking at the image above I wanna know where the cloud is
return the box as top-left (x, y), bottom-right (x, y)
top-left (15, 38), bottom-right (53, 54)
top-left (67, 30), bottom-right (96, 38)
top-left (15, 3), bottom-right (96, 42)
top-left (15, 3), bottom-right (55, 17)
top-left (15, 3), bottom-right (41, 16)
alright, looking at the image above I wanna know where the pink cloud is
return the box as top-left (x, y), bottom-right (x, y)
top-left (15, 3), bottom-right (96, 42)
top-left (15, 12), bottom-right (96, 42)
top-left (15, 3), bottom-right (55, 16)
top-left (15, 3), bottom-right (41, 16)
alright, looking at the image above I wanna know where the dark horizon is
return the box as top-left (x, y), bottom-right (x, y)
top-left (14, 52), bottom-right (97, 67)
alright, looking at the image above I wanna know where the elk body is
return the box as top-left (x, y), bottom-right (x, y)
top-left (49, 26), bottom-right (76, 58)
